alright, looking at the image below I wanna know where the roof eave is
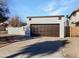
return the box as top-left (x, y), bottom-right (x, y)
top-left (27, 15), bottom-right (65, 18)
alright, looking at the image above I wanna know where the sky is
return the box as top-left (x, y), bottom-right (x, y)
top-left (7, 0), bottom-right (79, 22)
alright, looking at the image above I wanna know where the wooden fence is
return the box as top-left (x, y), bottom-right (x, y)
top-left (66, 26), bottom-right (70, 37)
top-left (70, 27), bottom-right (79, 37)
top-left (66, 26), bottom-right (79, 37)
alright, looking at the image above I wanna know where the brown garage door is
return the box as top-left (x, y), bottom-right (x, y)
top-left (30, 24), bottom-right (59, 37)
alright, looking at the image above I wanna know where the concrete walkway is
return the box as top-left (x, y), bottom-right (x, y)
top-left (0, 37), bottom-right (66, 58)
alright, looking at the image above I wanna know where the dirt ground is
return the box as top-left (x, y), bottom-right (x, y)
top-left (63, 37), bottom-right (79, 58)
top-left (0, 37), bottom-right (67, 58)
top-left (0, 37), bottom-right (79, 58)
top-left (0, 35), bottom-right (26, 48)
top-left (0, 42), bottom-right (10, 48)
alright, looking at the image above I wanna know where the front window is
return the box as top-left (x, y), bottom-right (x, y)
top-left (76, 22), bottom-right (79, 26)
top-left (73, 13), bottom-right (76, 16)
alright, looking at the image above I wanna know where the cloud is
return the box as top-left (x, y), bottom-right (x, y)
top-left (44, 3), bottom-right (54, 12)
top-left (41, 0), bottom-right (56, 12)
top-left (41, 0), bottom-right (77, 15)
top-left (62, 0), bottom-right (77, 7)
top-left (50, 7), bottom-right (68, 15)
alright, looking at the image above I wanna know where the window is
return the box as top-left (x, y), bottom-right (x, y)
top-left (76, 22), bottom-right (79, 26)
top-left (73, 12), bottom-right (76, 16)
top-left (29, 18), bottom-right (31, 20)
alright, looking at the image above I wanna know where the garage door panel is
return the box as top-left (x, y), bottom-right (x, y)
top-left (30, 24), bottom-right (59, 37)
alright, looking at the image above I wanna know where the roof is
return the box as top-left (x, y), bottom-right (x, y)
top-left (0, 21), bottom-right (9, 26)
top-left (69, 8), bottom-right (79, 18)
top-left (27, 15), bottom-right (65, 18)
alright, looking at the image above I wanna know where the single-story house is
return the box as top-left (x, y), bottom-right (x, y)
top-left (27, 15), bottom-right (66, 38)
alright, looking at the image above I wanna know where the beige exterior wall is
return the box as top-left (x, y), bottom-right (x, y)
top-left (27, 16), bottom-right (65, 38)
top-left (69, 11), bottom-right (79, 26)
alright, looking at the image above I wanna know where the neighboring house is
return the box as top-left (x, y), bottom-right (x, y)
top-left (27, 15), bottom-right (66, 38)
top-left (69, 9), bottom-right (79, 26)
top-left (68, 9), bottom-right (79, 37)
top-left (0, 23), bottom-right (6, 31)
top-left (0, 21), bottom-right (8, 34)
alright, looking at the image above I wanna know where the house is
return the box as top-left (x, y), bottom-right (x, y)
top-left (0, 21), bottom-right (8, 34)
top-left (27, 15), bottom-right (66, 38)
top-left (69, 8), bottom-right (79, 26)
top-left (68, 8), bottom-right (79, 37)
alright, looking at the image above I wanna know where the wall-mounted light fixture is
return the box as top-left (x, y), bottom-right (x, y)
top-left (71, 22), bottom-right (76, 24)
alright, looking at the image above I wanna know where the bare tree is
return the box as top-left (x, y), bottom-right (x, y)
top-left (9, 16), bottom-right (22, 27)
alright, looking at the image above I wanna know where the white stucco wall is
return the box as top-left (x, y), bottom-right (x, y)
top-left (6, 27), bottom-right (26, 35)
top-left (27, 16), bottom-right (65, 38)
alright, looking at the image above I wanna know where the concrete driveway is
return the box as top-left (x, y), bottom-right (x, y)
top-left (0, 37), bottom-right (67, 58)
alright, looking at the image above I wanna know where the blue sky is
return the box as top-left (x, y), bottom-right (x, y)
top-left (7, 0), bottom-right (79, 22)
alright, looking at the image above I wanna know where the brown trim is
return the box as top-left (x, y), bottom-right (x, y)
top-left (59, 17), bottom-right (62, 20)
top-left (27, 15), bottom-right (64, 18)
top-left (29, 18), bottom-right (31, 20)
